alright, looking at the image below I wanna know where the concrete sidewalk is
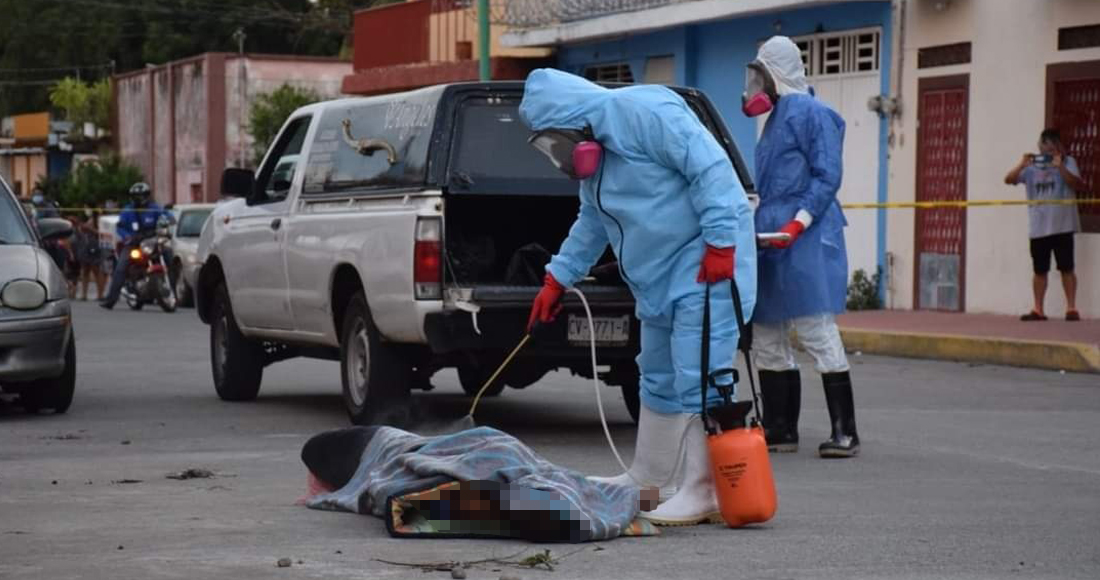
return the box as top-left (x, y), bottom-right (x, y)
top-left (838, 310), bottom-right (1100, 374)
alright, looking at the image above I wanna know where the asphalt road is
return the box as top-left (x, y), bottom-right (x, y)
top-left (1, 302), bottom-right (1098, 580)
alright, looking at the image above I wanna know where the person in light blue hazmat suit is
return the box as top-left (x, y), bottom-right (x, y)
top-left (743, 36), bottom-right (860, 458)
top-left (520, 68), bottom-right (757, 526)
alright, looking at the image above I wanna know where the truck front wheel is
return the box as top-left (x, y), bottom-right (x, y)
top-left (210, 283), bottom-right (264, 401)
top-left (340, 291), bottom-right (410, 425)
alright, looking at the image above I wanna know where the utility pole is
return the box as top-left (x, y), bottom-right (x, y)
top-left (477, 0), bottom-right (490, 81)
top-left (233, 28), bottom-right (248, 168)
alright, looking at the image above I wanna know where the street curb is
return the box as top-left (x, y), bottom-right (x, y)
top-left (839, 328), bottom-right (1100, 374)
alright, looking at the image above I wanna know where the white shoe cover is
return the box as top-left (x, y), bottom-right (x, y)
top-left (638, 415), bottom-right (721, 526)
top-left (588, 405), bottom-right (688, 501)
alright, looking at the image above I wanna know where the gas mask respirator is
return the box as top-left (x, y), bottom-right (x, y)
top-left (528, 128), bottom-right (602, 180)
top-left (742, 62), bottom-right (778, 118)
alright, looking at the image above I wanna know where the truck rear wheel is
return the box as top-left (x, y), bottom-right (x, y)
top-left (621, 380), bottom-right (641, 425)
top-left (340, 291), bottom-right (410, 425)
top-left (210, 283), bottom-right (264, 401)
top-left (604, 363), bottom-right (641, 425)
top-left (457, 362), bottom-right (506, 398)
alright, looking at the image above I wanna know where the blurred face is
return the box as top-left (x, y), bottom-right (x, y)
top-left (1039, 139), bottom-right (1060, 155)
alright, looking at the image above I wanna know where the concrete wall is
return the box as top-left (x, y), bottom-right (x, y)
top-left (887, 0), bottom-right (1100, 318)
top-left (117, 73), bottom-right (154, 192)
top-left (427, 8), bottom-right (552, 61)
top-left (116, 54), bottom-right (350, 204)
top-left (224, 57), bottom-right (350, 171)
top-left (1, 153), bottom-right (47, 197)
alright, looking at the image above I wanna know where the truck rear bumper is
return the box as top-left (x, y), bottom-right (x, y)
top-left (423, 305), bottom-right (640, 361)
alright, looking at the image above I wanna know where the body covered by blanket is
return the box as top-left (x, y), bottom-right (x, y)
top-left (300, 426), bottom-right (658, 542)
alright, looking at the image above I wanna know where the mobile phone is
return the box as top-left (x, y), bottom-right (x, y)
top-left (756, 232), bottom-right (792, 243)
top-left (1031, 154), bottom-right (1052, 166)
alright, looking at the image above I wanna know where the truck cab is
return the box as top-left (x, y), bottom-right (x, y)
top-left (195, 80), bottom-right (754, 426)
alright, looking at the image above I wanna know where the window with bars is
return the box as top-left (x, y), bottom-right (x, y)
top-left (584, 63), bottom-right (635, 83)
top-left (789, 30), bottom-right (881, 78)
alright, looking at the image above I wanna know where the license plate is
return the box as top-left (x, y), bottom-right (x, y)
top-left (568, 315), bottom-right (630, 345)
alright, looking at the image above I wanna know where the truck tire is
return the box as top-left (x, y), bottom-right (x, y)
top-left (210, 283), bottom-right (264, 401)
top-left (22, 338), bottom-right (76, 414)
top-left (457, 362), bottom-right (506, 398)
top-left (340, 291), bottom-right (410, 425)
top-left (621, 380), bottom-right (641, 425)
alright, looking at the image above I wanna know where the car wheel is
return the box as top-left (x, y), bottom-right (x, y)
top-left (457, 361), bottom-right (506, 398)
top-left (340, 291), bottom-right (410, 426)
top-left (22, 338), bottom-right (76, 414)
top-left (173, 260), bottom-right (194, 308)
top-left (210, 282), bottom-right (263, 401)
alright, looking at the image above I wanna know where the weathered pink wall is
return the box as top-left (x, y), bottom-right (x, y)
top-left (116, 73), bottom-right (153, 195)
top-left (115, 54), bottom-right (349, 203)
top-left (174, 60), bottom-right (207, 203)
top-left (224, 56), bottom-right (350, 170)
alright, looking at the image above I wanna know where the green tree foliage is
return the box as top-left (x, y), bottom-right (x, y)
top-left (248, 84), bottom-right (320, 165)
top-left (55, 156), bottom-right (145, 208)
top-left (48, 77), bottom-right (111, 135)
top-left (846, 268), bottom-right (882, 311)
top-left (0, 0), bottom-right (402, 116)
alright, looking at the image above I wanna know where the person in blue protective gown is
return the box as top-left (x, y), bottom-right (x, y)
top-left (743, 36), bottom-right (860, 458)
top-left (520, 69), bottom-right (757, 526)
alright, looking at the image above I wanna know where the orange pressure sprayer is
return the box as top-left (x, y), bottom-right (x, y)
top-left (700, 282), bottom-right (778, 528)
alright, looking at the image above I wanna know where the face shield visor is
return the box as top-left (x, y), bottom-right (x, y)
top-left (527, 128), bottom-right (602, 180)
top-left (742, 62), bottom-right (777, 117)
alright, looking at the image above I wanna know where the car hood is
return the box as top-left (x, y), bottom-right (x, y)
top-left (0, 244), bottom-right (40, 282)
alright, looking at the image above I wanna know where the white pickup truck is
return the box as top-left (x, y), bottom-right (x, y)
top-left (195, 80), bottom-right (755, 426)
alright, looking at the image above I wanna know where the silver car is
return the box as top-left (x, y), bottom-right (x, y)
top-left (170, 204), bottom-right (214, 308)
top-left (0, 176), bottom-right (77, 413)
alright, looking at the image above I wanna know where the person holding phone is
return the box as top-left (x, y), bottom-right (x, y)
top-left (741, 36), bottom-right (860, 459)
top-left (1004, 129), bottom-right (1084, 321)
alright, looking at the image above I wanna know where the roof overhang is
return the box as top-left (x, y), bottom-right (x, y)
top-left (501, 0), bottom-right (884, 47)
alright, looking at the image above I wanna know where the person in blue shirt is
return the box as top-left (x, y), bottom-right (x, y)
top-left (99, 182), bottom-right (174, 310)
top-left (742, 36), bottom-right (860, 458)
top-left (520, 69), bottom-right (757, 526)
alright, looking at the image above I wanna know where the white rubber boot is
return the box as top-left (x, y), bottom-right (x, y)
top-left (588, 405), bottom-right (688, 502)
top-left (638, 415), bottom-right (721, 526)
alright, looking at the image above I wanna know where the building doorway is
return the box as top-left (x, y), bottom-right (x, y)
top-left (915, 75), bottom-right (969, 311)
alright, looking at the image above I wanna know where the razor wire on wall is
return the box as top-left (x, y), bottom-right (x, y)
top-left (493, 0), bottom-right (701, 28)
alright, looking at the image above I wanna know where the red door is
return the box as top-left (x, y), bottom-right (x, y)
top-left (915, 76), bottom-right (969, 311)
top-left (1050, 77), bottom-right (1100, 232)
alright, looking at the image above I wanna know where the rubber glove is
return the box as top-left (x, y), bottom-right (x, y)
top-left (771, 220), bottom-right (806, 249)
top-left (697, 245), bottom-right (735, 284)
top-left (528, 273), bottom-right (565, 331)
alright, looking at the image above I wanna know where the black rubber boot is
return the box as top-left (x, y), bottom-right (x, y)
top-left (819, 371), bottom-right (860, 458)
top-left (760, 369), bottom-right (800, 453)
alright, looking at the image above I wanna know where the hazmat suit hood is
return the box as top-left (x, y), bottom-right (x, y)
top-left (519, 68), bottom-right (612, 132)
top-left (756, 36), bottom-right (809, 97)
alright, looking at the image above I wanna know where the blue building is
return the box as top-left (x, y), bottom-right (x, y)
top-left (502, 0), bottom-right (895, 288)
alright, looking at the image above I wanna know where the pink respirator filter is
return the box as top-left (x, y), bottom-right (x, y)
top-left (572, 141), bottom-right (602, 179)
top-left (742, 93), bottom-right (774, 117)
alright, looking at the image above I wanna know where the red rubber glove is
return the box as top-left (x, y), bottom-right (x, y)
top-left (697, 245), bottom-right (735, 284)
top-left (771, 220), bottom-right (806, 249)
top-left (528, 273), bottom-right (565, 331)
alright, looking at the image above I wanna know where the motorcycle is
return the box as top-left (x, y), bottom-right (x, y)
top-left (119, 218), bottom-right (177, 313)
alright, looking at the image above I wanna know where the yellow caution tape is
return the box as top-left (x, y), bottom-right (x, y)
top-left (33, 198), bottom-right (1100, 214)
top-left (840, 198), bottom-right (1100, 210)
